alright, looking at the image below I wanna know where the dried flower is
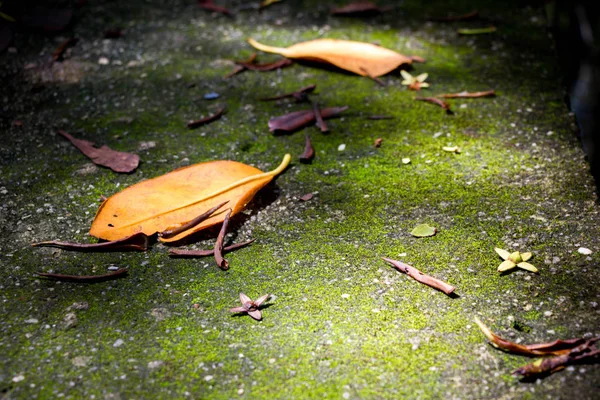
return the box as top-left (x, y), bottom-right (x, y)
top-left (495, 248), bottom-right (538, 273)
top-left (229, 293), bottom-right (270, 320)
top-left (401, 70), bottom-right (429, 90)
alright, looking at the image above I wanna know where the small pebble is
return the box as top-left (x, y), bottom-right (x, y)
top-left (24, 318), bottom-right (38, 324)
top-left (341, 293), bottom-right (350, 299)
top-left (113, 339), bottom-right (124, 347)
top-left (148, 360), bottom-right (164, 369)
top-left (543, 311), bottom-right (553, 317)
top-left (204, 375), bottom-right (213, 382)
top-left (402, 158), bottom-right (411, 165)
top-left (98, 57), bottom-right (109, 65)
top-left (203, 92), bottom-right (219, 100)
top-left (578, 247), bottom-right (592, 255)
top-left (337, 144), bottom-right (346, 151)
top-left (12, 375), bottom-right (25, 383)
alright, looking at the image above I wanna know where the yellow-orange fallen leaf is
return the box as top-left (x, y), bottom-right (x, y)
top-left (90, 154), bottom-right (291, 243)
top-left (247, 38), bottom-right (413, 77)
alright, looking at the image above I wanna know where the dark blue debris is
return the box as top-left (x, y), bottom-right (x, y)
top-left (204, 92), bottom-right (220, 100)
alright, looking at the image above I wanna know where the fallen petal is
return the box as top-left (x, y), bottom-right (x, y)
top-left (494, 247), bottom-right (510, 260)
top-left (517, 262), bottom-right (538, 273)
top-left (497, 260), bottom-right (516, 272)
top-left (247, 310), bottom-right (262, 320)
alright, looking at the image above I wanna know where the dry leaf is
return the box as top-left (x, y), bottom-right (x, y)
top-left (248, 38), bottom-right (413, 77)
top-left (89, 155), bottom-right (291, 242)
top-left (58, 130), bottom-right (139, 173)
top-left (330, 2), bottom-right (391, 16)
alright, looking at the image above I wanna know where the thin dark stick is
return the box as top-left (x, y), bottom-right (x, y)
top-left (224, 53), bottom-right (257, 79)
top-left (214, 209), bottom-right (232, 270)
top-left (235, 58), bottom-right (292, 71)
top-left (299, 133), bottom-right (315, 163)
top-left (415, 97), bottom-right (452, 113)
top-left (198, 0), bottom-right (233, 16)
top-left (360, 67), bottom-right (386, 86)
top-left (53, 37), bottom-right (77, 61)
top-left (187, 107), bottom-right (226, 129)
top-left (382, 257), bottom-right (456, 296)
top-left (32, 232), bottom-right (149, 252)
top-left (312, 101), bottom-right (329, 133)
top-left (438, 90), bottom-right (496, 98)
top-left (168, 239), bottom-right (255, 257)
top-left (260, 84), bottom-right (316, 101)
top-left (159, 201), bottom-right (229, 239)
top-left (430, 10), bottom-right (479, 22)
top-left (36, 268), bottom-right (128, 283)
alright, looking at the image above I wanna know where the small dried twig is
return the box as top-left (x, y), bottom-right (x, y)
top-left (513, 340), bottom-right (600, 379)
top-left (224, 53), bottom-right (256, 79)
top-left (168, 239), bottom-right (255, 257)
top-left (438, 90), bottom-right (495, 98)
top-left (236, 58), bottom-right (293, 71)
top-left (312, 101), bottom-right (329, 133)
top-left (214, 209), bottom-right (232, 270)
top-left (269, 106), bottom-right (349, 133)
top-left (299, 134), bottom-right (315, 163)
top-left (53, 37), bottom-right (77, 61)
top-left (198, 0), bottom-right (233, 16)
top-left (382, 257), bottom-right (456, 295)
top-left (430, 10), bottom-right (479, 22)
top-left (474, 317), bottom-right (588, 357)
top-left (415, 97), bottom-right (452, 113)
top-left (260, 84), bottom-right (316, 102)
top-left (32, 232), bottom-right (149, 252)
top-left (159, 201), bottom-right (229, 239)
top-left (36, 268), bottom-right (128, 283)
top-left (187, 107), bottom-right (226, 129)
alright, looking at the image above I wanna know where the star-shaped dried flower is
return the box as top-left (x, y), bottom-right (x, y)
top-left (401, 70), bottom-right (429, 91)
top-left (494, 248), bottom-right (538, 273)
top-left (229, 293), bottom-right (270, 320)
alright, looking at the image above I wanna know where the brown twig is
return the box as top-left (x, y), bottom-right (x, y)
top-left (159, 201), bottom-right (229, 239)
top-left (187, 107), bottom-right (226, 129)
top-left (224, 53), bottom-right (257, 79)
top-left (382, 257), bottom-right (456, 295)
top-left (299, 133), bottom-right (315, 163)
top-left (259, 84), bottom-right (316, 102)
top-left (312, 101), bottom-right (329, 133)
top-left (269, 106), bottom-right (349, 133)
top-left (438, 90), bottom-right (496, 98)
top-left (214, 209), bottom-right (232, 270)
top-left (32, 232), bottom-right (149, 252)
top-left (168, 239), bottom-right (255, 257)
top-left (53, 37), bottom-right (77, 61)
top-left (415, 97), bottom-right (452, 113)
top-left (198, 0), bottom-right (233, 16)
top-left (36, 268), bottom-right (128, 283)
top-left (374, 138), bottom-right (383, 147)
top-left (236, 58), bottom-right (293, 71)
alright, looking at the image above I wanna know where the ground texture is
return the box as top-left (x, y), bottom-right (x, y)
top-left (1, 1), bottom-right (599, 399)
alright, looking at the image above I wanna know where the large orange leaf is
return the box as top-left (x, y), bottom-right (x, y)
top-left (247, 38), bottom-right (413, 77)
top-left (89, 154), bottom-right (291, 243)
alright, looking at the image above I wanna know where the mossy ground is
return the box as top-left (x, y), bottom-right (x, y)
top-left (1, 0), bottom-right (599, 399)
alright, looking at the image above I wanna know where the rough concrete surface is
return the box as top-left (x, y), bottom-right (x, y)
top-left (1, 1), bottom-right (599, 399)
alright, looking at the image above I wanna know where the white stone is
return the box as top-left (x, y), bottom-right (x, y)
top-left (578, 247), bottom-right (592, 255)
